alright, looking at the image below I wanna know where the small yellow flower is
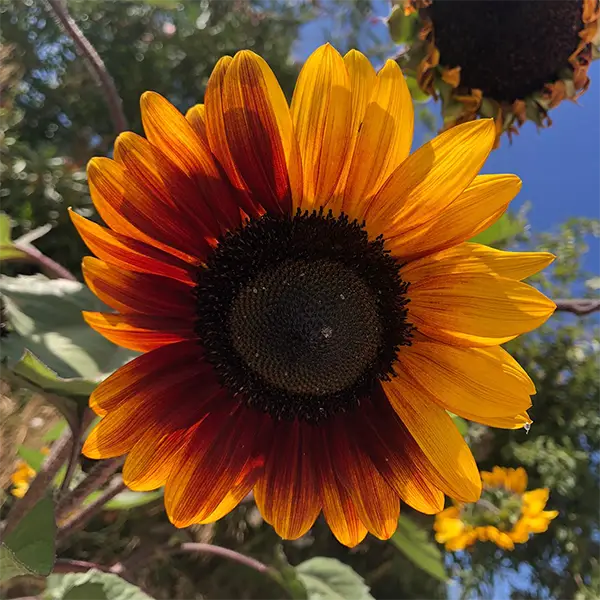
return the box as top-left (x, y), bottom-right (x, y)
top-left (10, 461), bottom-right (36, 498)
top-left (435, 466), bottom-right (558, 551)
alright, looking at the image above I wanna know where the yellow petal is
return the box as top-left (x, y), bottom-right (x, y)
top-left (506, 467), bottom-right (528, 494)
top-left (408, 274), bottom-right (556, 347)
top-left (397, 339), bottom-right (533, 418)
top-left (460, 410), bottom-right (532, 430)
top-left (522, 488), bottom-right (550, 517)
top-left (291, 44), bottom-right (352, 209)
top-left (383, 377), bottom-right (482, 502)
top-left (386, 174), bottom-right (521, 261)
top-left (402, 242), bottom-right (555, 282)
top-left (342, 60), bottom-right (413, 219)
top-left (365, 119), bottom-right (496, 238)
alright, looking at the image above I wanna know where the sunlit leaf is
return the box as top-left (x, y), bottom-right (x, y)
top-left (390, 516), bottom-right (447, 581)
top-left (295, 557), bottom-right (374, 600)
top-left (470, 213), bottom-right (523, 247)
top-left (45, 569), bottom-right (154, 600)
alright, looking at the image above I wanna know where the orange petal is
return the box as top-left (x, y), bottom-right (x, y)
top-left (386, 175), bottom-right (522, 262)
top-left (366, 119), bottom-right (496, 238)
top-left (402, 242), bottom-right (555, 283)
top-left (359, 390), bottom-right (445, 514)
top-left (205, 56), bottom-right (261, 219)
top-left (343, 60), bottom-right (413, 220)
top-left (88, 340), bottom-right (212, 416)
top-left (314, 426), bottom-right (368, 547)
top-left (291, 44), bottom-right (352, 210)
top-left (114, 131), bottom-right (221, 250)
top-left (165, 403), bottom-right (261, 527)
top-left (83, 311), bottom-right (195, 353)
top-left (70, 209), bottom-right (197, 283)
top-left (185, 104), bottom-right (208, 145)
top-left (123, 420), bottom-right (199, 492)
top-left (221, 50), bottom-right (296, 214)
top-left (330, 414), bottom-right (400, 540)
top-left (408, 274), bottom-right (556, 347)
top-left (383, 377), bottom-right (482, 502)
top-left (87, 158), bottom-right (196, 263)
top-left (83, 374), bottom-right (214, 460)
top-left (82, 257), bottom-right (195, 317)
top-left (254, 420), bottom-right (321, 540)
top-left (142, 94), bottom-right (245, 229)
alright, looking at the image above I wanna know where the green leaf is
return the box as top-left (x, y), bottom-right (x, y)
top-left (63, 583), bottom-right (108, 600)
top-left (99, 489), bottom-right (163, 511)
top-left (295, 557), bottom-right (374, 600)
top-left (0, 274), bottom-right (137, 380)
top-left (387, 6), bottom-right (419, 45)
top-left (0, 496), bottom-right (56, 582)
top-left (406, 75), bottom-right (431, 104)
top-left (470, 213), bottom-right (523, 247)
top-left (390, 516), bottom-right (447, 582)
top-left (271, 546), bottom-right (309, 600)
top-left (17, 445), bottom-right (46, 471)
top-left (43, 419), bottom-right (68, 442)
top-left (45, 569), bottom-right (154, 600)
top-left (0, 212), bottom-right (27, 261)
top-left (449, 413), bottom-right (469, 437)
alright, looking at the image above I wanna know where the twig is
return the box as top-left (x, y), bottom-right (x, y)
top-left (177, 542), bottom-right (272, 574)
top-left (11, 241), bottom-right (77, 281)
top-left (56, 456), bottom-right (125, 522)
top-left (57, 477), bottom-right (127, 543)
top-left (554, 298), bottom-right (600, 316)
top-left (43, 0), bottom-right (128, 134)
top-left (2, 427), bottom-right (72, 537)
top-left (57, 407), bottom-right (95, 498)
top-left (53, 558), bottom-right (124, 575)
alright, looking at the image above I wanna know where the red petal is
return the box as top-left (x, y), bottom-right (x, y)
top-left (254, 420), bottom-right (321, 539)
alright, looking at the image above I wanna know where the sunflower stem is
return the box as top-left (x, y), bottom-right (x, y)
top-left (43, 0), bottom-right (128, 135)
top-left (55, 456), bottom-right (125, 523)
top-left (9, 241), bottom-right (77, 281)
top-left (57, 476), bottom-right (127, 544)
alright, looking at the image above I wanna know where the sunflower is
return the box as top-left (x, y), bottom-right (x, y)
top-left (72, 43), bottom-right (556, 547)
top-left (434, 467), bottom-right (559, 551)
top-left (396, 0), bottom-right (600, 146)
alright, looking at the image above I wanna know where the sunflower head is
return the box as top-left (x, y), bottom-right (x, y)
top-left (435, 466), bottom-right (559, 551)
top-left (392, 0), bottom-right (600, 146)
top-left (73, 43), bottom-right (555, 546)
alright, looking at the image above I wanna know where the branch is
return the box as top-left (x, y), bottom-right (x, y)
top-left (43, 0), bottom-right (128, 135)
top-left (56, 457), bottom-right (125, 522)
top-left (554, 298), bottom-right (600, 316)
top-left (10, 241), bottom-right (77, 281)
top-left (177, 543), bottom-right (272, 575)
top-left (57, 477), bottom-right (127, 543)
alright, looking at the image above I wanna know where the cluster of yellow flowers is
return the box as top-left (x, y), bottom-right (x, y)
top-left (434, 467), bottom-right (559, 551)
top-left (10, 461), bottom-right (36, 498)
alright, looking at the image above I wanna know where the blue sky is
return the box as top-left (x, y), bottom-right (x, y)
top-left (295, 3), bottom-right (600, 275)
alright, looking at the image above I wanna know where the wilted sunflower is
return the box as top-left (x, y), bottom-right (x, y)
top-left (434, 467), bottom-right (559, 551)
top-left (73, 43), bottom-right (556, 547)
top-left (397, 0), bottom-right (599, 146)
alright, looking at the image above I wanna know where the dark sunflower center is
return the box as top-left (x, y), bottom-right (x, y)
top-left (429, 0), bottom-right (583, 103)
top-left (194, 209), bottom-right (412, 423)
